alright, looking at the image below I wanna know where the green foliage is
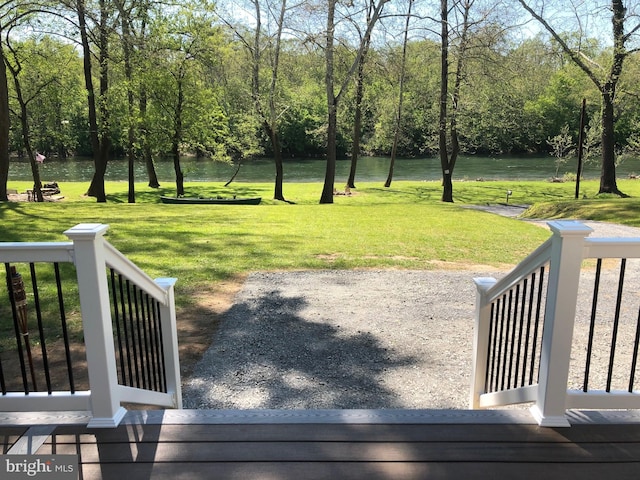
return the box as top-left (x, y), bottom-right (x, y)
top-left (524, 71), bottom-right (583, 148)
top-left (4, 5), bottom-right (640, 164)
top-left (6, 36), bottom-right (86, 157)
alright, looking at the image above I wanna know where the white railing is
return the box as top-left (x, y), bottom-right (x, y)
top-left (0, 224), bottom-right (181, 428)
top-left (472, 220), bottom-right (640, 427)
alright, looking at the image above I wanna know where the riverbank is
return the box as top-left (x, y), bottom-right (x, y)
top-left (6, 155), bottom-right (619, 183)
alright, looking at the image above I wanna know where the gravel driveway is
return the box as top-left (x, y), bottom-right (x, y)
top-left (183, 217), bottom-right (640, 410)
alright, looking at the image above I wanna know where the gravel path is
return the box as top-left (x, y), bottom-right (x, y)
top-left (183, 217), bottom-right (640, 410)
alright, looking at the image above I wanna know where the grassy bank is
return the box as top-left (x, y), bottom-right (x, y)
top-left (3, 178), bottom-right (640, 302)
top-left (6, 177), bottom-right (615, 205)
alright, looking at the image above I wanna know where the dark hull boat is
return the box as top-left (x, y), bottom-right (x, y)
top-left (160, 196), bottom-right (261, 205)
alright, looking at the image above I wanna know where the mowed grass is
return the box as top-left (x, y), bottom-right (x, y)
top-left (3, 178), bottom-right (639, 304)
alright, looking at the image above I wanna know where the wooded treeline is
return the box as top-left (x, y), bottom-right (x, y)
top-left (1, 0), bottom-right (640, 202)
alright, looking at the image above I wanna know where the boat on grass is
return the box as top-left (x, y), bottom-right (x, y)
top-left (160, 196), bottom-right (261, 205)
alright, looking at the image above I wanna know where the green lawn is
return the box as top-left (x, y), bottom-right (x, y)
top-left (3, 178), bottom-right (639, 303)
top-left (3, 177), bottom-right (640, 358)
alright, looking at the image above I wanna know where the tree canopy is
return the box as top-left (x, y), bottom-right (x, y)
top-left (2, 0), bottom-right (640, 201)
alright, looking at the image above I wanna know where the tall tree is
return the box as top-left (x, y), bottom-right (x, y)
top-left (136, 0), bottom-right (160, 188)
top-left (385, 0), bottom-right (413, 188)
top-left (148, 11), bottom-right (232, 196)
top-left (320, 0), bottom-right (388, 204)
top-left (245, 0), bottom-right (292, 201)
top-left (516, 0), bottom-right (640, 196)
top-left (4, 34), bottom-right (60, 201)
top-left (0, 0), bottom-right (22, 201)
top-left (347, 0), bottom-right (375, 190)
top-left (439, 0), bottom-right (473, 202)
top-left (218, 0), bottom-right (299, 200)
top-left (0, 30), bottom-right (11, 201)
top-left (114, 0), bottom-right (137, 202)
top-left (75, 0), bottom-right (112, 202)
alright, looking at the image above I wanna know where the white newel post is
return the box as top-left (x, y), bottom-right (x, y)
top-left (470, 277), bottom-right (498, 409)
top-left (530, 220), bottom-right (592, 427)
top-left (155, 277), bottom-right (182, 409)
top-left (65, 224), bottom-right (127, 428)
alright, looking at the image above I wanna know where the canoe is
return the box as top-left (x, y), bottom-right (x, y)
top-left (160, 196), bottom-right (261, 205)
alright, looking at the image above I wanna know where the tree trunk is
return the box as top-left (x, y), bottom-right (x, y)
top-left (173, 76), bottom-right (185, 197)
top-left (321, 103), bottom-right (338, 204)
top-left (272, 129), bottom-right (285, 200)
top-left (385, 0), bottom-right (412, 189)
top-left (173, 145), bottom-right (184, 196)
top-left (384, 154), bottom-right (395, 188)
top-left (320, 0), bottom-right (337, 204)
top-left (322, 0), bottom-right (387, 203)
top-left (439, 0), bottom-right (453, 203)
top-left (0, 43), bottom-right (10, 201)
top-left (599, 90), bottom-right (620, 194)
top-left (10, 68), bottom-right (43, 201)
top-left (138, 7), bottom-right (159, 189)
top-left (78, 0), bottom-right (108, 202)
top-left (250, 0), bottom-right (287, 202)
top-left (517, 0), bottom-right (626, 197)
top-left (118, 1), bottom-right (136, 203)
top-left (139, 90), bottom-right (160, 188)
top-left (347, 33), bottom-right (369, 189)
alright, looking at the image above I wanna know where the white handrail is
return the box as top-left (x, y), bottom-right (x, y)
top-left (481, 237), bottom-right (553, 304)
top-left (0, 224), bottom-right (181, 428)
top-left (103, 241), bottom-right (169, 304)
top-left (0, 242), bottom-right (74, 263)
top-left (472, 220), bottom-right (640, 427)
top-left (583, 237), bottom-right (640, 258)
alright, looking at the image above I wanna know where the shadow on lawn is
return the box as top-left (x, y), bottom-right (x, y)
top-left (184, 290), bottom-right (420, 409)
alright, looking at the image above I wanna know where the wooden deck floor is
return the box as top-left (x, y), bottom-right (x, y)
top-left (2, 409), bottom-right (640, 479)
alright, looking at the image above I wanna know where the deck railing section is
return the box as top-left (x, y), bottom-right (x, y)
top-left (472, 220), bottom-right (640, 427)
top-left (0, 224), bottom-right (181, 427)
top-left (567, 240), bottom-right (640, 412)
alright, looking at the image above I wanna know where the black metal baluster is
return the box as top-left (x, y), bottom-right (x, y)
top-left (6, 263), bottom-right (30, 394)
top-left (496, 294), bottom-right (507, 391)
top-left (629, 306), bottom-right (640, 392)
top-left (490, 299), bottom-right (500, 392)
top-left (54, 263), bottom-right (75, 393)
top-left (0, 354), bottom-right (5, 394)
top-left (0, 272), bottom-right (5, 394)
top-left (132, 285), bottom-right (147, 389)
top-left (156, 303), bottom-right (166, 392)
top-left (507, 285), bottom-right (521, 389)
top-left (138, 289), bottom-right (152, 390)
top-left (521, 273), bottom-right (536, 387)
top-left (606, 259), bottom-right (626, 392)
top-left (529, 266), bottom-right (545, 385)
top-left (501, 290), bottom-right (515, 391)
top-left (118, 274), bottom-right (134, 386)
top-left (146, 295), bottom-right (159, 392)
top-left (484, 302), bottom-right (496, 393)
top-left (514, 279), bottom-right (528, 389)
top-left (584, 258), bottom-right (602, 392)
top-left (110, 269), bottom-right (127, 385)
top-left (30, 263), bottom-right (52, 393)
top-left (125, 279), bottom-right (141, 388)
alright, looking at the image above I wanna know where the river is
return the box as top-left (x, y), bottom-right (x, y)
top-left (8, 155), bottom-right (639, 183)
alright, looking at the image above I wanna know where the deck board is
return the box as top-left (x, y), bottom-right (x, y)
top-left (78, 462), bottom-right (640, 480)
top-left (2, 410), bottom-right (640, 479)
top-left (0, 427), bottom-right (26, 454)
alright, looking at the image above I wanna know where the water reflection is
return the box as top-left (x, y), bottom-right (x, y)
top-left (6, 155), bottom-right (629, 183)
